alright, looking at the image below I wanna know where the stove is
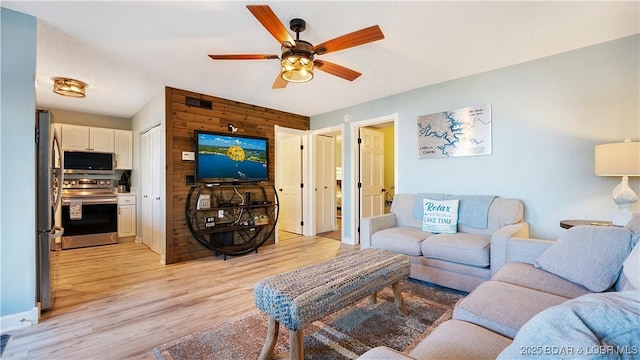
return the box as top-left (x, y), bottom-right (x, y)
top-left (61, 178), bottom-right (118, 249)
top-left (62, 178), bottom-right (115, 196)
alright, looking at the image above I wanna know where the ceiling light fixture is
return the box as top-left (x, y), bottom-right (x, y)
top-left (280, 40), bottom-right (314, 83)
top-left (53, 77), bottom-right (87, 98)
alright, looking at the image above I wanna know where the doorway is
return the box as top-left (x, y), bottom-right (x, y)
top-left (350, 113), bottom-right (397, 245)
top-left (312, 125), bottom-right (344, 241)
top-left (275, 126), bottom-right (307, 239)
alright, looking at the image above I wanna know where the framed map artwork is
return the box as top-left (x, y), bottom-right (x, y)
top-left (417, 104), bottom-right (492, 159)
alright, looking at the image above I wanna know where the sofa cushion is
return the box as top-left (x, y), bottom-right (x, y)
top-left (421, 198), bottom-right (459, 233)
top-left (413, 194), bottom-right (495, 229)
top-left (421, 233), bottom-right (491, 267)
top-left (453, 280), bottom-right (568, 338)
top-left (492, 262), bottom-right (592, 299)
top-left (391, 194), bottom-right (423, 229)
top-left (371, 227), bottom-right (429, 256)
top-left (535, 225), bottom-right (634, 292)
top-left (497, 291), bottom-right (640, 359)
top-left (357, 346), bottom-right (414, 360)
top-left (458, 197), bottom-right (524, 235)
top-left (409, 319), bottom-right (511, 360)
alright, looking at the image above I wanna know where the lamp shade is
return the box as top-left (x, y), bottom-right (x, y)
top-left (594, 141), bottom-right (640, 176)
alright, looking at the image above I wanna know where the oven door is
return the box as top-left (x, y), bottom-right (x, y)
top-left (61, 197), bottom-right (118, 249)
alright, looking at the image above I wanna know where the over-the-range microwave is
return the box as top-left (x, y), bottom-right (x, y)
top-left (63, 151), bottom-right (115, 174)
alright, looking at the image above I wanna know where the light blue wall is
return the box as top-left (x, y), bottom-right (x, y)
top-left (0, 8), bottom-right (37, 316)
top-left (312, 35), bottom-right (640, 240)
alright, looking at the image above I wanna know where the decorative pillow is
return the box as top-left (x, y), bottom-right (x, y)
top-left (497, 291), bottom-right (640, 359)
top-left (421, 199), bottom-right (459, 234)
top-left (535, 225), bottom-right (634, 292)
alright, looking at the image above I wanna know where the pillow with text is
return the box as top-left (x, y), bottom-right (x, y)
top-left (421, 199), bottom-right (459, 234)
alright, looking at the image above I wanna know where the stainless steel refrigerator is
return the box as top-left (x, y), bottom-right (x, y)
top-left (35, 109), bottom-right (64, 310)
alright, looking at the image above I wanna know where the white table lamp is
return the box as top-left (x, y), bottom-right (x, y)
top-left (594, 139), bottom-right (640, 226)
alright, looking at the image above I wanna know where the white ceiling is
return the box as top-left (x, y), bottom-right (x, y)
top-left (3, 1), bottom-right (639, 119)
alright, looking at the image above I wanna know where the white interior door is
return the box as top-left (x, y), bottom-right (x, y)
top-left (141, 126), bottom-right (162, 255)
top-left (359, 128), bottom-right (385, 218)
top-left (315, 135), bottom-right (335, 233)
top-left (277, 135), bottom-right (303, 234)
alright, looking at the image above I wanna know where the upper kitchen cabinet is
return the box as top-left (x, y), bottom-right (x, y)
top-left (61, 124), bottom-right (114, 152)
top-left (114, 130), bottom-right (133, 170)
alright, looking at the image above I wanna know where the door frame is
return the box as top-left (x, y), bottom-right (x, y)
top-left (274, 125), bottom-right (310, 239)
top-left (349, 113), bottom-right (398, 245)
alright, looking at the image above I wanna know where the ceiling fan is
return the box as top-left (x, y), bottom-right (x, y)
top-left (208, 5), bottom-right (385, 89)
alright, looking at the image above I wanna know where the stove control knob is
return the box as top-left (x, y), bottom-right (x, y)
top-left (71, 180), bottom-right (76, 185)
top-left (63, 180), bottom-right (69, 185)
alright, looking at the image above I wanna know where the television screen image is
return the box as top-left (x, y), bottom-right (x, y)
top-left (195, 131), bottom-right (268, 183)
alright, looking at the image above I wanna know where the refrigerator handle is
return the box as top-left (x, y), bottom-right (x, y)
top-left (50, 226), bottom-right (64, 239)
top-left (52, 127), bottom-right (63, 211)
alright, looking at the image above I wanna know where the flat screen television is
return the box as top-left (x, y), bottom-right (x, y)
top-left (194, 130), bottom-right (269, 183)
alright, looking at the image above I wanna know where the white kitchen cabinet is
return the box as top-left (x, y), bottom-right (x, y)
top-left (90, 127), bottom-right (115, 152)
top-left (61, 124), bottom-right (114, 152)
top-left (117, 194), bottom-right (136, 238)
top-left (114, 129), bottom-right (133, 170)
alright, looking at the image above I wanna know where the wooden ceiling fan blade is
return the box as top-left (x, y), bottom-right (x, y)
top-left (272, 73), bottom-right (288, 89)
top-left (313, 25), bottom-right (384, 55)
top-left (247, 5), bottom-right (296, 47)
top-left (314, 60), bottom-right (361, 81)
top-left (208, 54), bottom-right (279, 60)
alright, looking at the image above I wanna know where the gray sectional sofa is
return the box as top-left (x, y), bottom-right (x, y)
top-left (361, 193), bottom-right (529, 292)
top-left (358, 215), bottom-right (640, 360)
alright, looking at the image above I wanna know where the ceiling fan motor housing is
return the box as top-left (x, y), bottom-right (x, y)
top-left (281, 40), bottom-right (314, 60)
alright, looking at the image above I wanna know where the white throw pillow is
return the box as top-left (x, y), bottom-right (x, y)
top-left (421, 199), bottom-right (459, 234)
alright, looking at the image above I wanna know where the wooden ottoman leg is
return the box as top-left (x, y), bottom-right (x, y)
top-left (259, 317), bottom-right (279, 360)
top-left (392, 281), bottom-right (408, 316)
top-left (289, 329), bottom-right (304, 360)
top-left (369, 291), bottom-right (377, 304)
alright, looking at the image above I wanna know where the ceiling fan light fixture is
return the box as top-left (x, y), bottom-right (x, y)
top-left (280, 40), bottom-right (314, 83)
top-left (281, 55), bottom-right (314, 83)
top-left (53, 77), bottom-right (87, 98)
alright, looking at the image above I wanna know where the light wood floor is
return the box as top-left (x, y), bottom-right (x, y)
top-left (4, 232), bottom-right (358, 360)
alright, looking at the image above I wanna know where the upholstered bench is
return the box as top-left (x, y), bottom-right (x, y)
top-left (254, 248), bottom-right (411, 360)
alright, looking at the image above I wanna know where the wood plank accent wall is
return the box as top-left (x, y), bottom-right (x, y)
top-left (165, 87), bottom-right (310, 264)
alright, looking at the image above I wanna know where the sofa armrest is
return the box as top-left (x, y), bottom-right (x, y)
top-left (360, 213), bottom-right (397, 249)
top-left (490, 222), bottom-right (530, 275)
top-left (357, 346), bottom-right (416, 360)
top-left (506, 237), bottom-right (555, 265)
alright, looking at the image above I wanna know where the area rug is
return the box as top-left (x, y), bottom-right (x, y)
top-left (153, 279), bottom-right (466, 360)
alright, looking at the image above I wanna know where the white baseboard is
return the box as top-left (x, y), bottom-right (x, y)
top-left (343, 235), bottom-right (356, 246)
top-left (0, 307), bottom-right (39, 333)
top-left (135, 235), bottom-right (142, 244)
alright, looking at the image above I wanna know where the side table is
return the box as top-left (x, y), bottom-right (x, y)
top-left (559, 219), bottom-right (613, 229)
